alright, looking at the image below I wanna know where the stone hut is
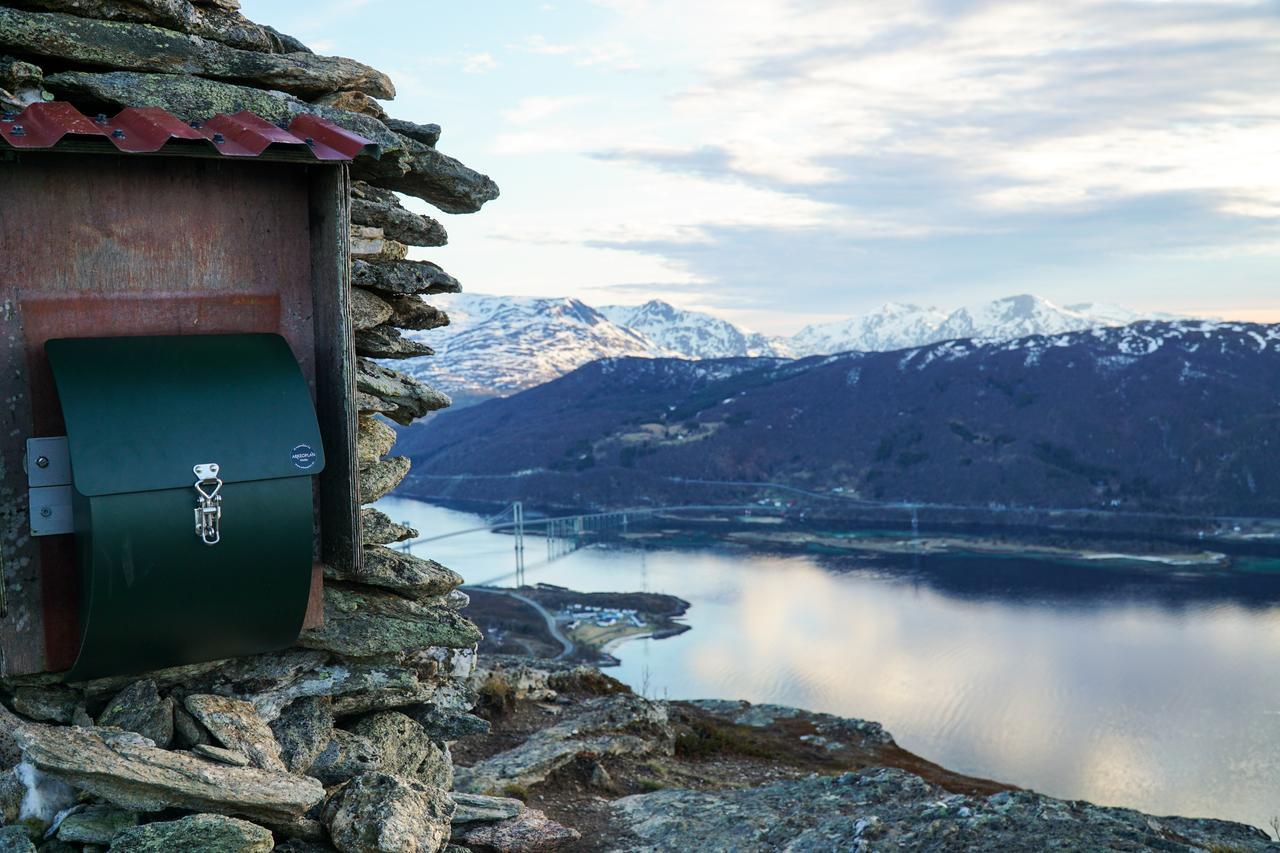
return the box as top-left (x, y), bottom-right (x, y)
top-left (0, 2), bottom-right (521, 850)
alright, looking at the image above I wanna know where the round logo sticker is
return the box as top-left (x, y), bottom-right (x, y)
top-left (291, 444), bottom-right (318, 470)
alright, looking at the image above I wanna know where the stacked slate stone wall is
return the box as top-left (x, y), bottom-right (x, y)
top-left (0, 2), bottom-right (518, 851)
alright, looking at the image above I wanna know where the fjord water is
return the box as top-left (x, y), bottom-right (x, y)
top-left (380, 497), bottom-right (1280, 831)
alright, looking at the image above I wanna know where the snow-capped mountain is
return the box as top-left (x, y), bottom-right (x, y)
top-left (398, 292), bottom-right (1203, 407)
top-left (788, 303), bottom-right (949, 357)
top-left (599, 300), bottom-right (790, 359)
top-left (397, 294), bottom-right (671, 405)
top-left (788, 295), bottom-right (1192, 357)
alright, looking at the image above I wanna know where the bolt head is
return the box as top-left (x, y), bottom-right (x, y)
top-left (39, 507), bottom-right (51, 518)
top-left (35, 456), bottom-right (49, 468)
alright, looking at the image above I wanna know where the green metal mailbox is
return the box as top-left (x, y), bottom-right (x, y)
top-left (0, 103), bottom-right (371, 681)
top-left (44, 334), bottom-right (326, 681)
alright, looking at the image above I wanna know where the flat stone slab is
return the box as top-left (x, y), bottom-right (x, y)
top-left (14, 724), bottom-right (324, 824)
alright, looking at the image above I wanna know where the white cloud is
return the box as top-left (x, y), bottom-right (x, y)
top-left (502, 95), bottom-right (598, 125)
top-left (462, 52), bottom-right (499, 74)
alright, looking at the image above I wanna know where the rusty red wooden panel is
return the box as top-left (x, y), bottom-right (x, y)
top-left (0, 152), bottom-right (320, 676)
top-left (0, 102), bottom-right (374, 161)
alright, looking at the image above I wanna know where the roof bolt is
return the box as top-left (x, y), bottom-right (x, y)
top-left (212, 132), bottom-right (225, 144)
top-left (40, 507), bottom-right (51, 518)
top-left (304, 137), bottom-right (315, 146)
top-left (11, 125), bottom-right (25, 137)
top-left (111, 128), bottom-right (125, 139)
top-left (94, 113), bottom-right (107, 124)
top-left (35, 456), bottom-right (49, 469)
top-left (1, 112), bottom-right (15, 122)
top-left (188, 120), bottom-right (202, 129)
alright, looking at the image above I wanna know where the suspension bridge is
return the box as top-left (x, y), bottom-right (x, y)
top-left (397, 501), bottom-right (769, 586)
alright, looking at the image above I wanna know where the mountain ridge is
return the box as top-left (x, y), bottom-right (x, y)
top-left (397, 293), bottom-right (1203, 407)
top-left (398, 320), bottom-right (1280, 518)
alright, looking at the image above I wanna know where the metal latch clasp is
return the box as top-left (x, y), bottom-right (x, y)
top-left (193, 463), bottom-right (223, 546)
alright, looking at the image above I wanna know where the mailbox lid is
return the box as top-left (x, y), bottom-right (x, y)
top-left (46, 333), bottom-right (325, 496)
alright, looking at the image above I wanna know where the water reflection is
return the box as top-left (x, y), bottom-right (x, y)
top-left (378, 497), bottom-right (1280, 830)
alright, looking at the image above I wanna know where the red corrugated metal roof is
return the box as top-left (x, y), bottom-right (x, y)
top-left (0, 102), bottom-right (374, 161)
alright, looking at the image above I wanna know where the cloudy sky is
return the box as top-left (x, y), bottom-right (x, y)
top-left (244, 0), bottom-right (1279, 334)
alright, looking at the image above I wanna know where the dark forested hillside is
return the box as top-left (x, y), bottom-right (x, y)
top-left (398, 322), bottom-right (1280, 517)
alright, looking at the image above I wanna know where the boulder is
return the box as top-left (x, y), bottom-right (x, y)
top-left (183, 694), bottom-right (286, 772)
top-left (0, 8), bottom-right (392, 98)
top-left (358, 456), bottom-right (411, 503)
top-left (356, 359), bottom-right (451, 426)
top-left (453, 808), bottom-right (581, 852)
top-left (55, 804), bottom-right (138, 845)
top-left (360, 507), bottom-right (417, 545)
top-left (109, 813), bottom-right (274, 853)
top-left (405, 707), bottom-right (491, 741)
top-left (351, 260), bottom-right (460, 297)
top-left (351, 184), bottom-right (448, 247)
top-left (454, 695), bottom-right (671, 795)
top-left (0, 55), bottom-right (44, 108)
top-left (449, 792), bottom-right (523, 825)
top-left (306, 729), bottom-right (381, 786)
top-left (353, 132), bottom-right (499, 214)
top-left (385, 296), bottom-right (449, 331)
top-left (314, 90), bottom-right (386, 119)
top-left (10, 685), bottom-right (78, 724)
top-left (356, 415), bottom-right (399, 465)
top-left (351, 226), bottom-right (409, 262)
top-left (324, 547), bottom-right (463, 597)
top-left (270, 696), bottom-right (335, 774)
top-left (15, 0), bottom-right (310, 54)
top-left (346, 712), bottom-right (451, 788)
top-left (322, 772), bottom-right (453, 853)
top-left (351, 288), bottom-right (394, 332)
top-left (384, 117), bottom-right (441, 146)
top-left (180, 650), bottom-right (430, 723)
top-left (299, 584), bottom-right (483, 658)
top-left (355, 325), bottom-right (433, 359)
top-left (97, 680), bottom-right (174, 749)
top-left (356, 391), bottom-right (397, 416)
top-left (12, 725), bottom-right (324, 823)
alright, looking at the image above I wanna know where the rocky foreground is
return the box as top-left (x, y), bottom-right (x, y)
top-left (0, 656), bottom-right (1275, 851)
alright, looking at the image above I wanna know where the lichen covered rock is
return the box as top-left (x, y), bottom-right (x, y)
top-left (13, 725), bottom-right (324, 823)
top-left (358, 456), bottom-right (411, 503)
top-left (300, 584), bottom-right (482, 658)
top-left (97, 680), bottom-right (174, 749)
top-left (360, 508), bottom-right (417, 545)
top-left (109, 813), bottom-right (274, 853)
top-left (325, 547), bottom-right (463, 597)
top-left (184, 694), bottom-right (286, 772)
top-left (323, 771), bottom-right (453, 853)
top-left (347, 712), bottom-right (451, 788)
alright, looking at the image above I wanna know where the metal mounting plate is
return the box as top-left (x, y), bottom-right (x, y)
top-left (25, 437), bottom-right (71, 487)
top-left (29, 486), bottom-right (74, 536)
top-left (26, 437), bottom-right (74, 536)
